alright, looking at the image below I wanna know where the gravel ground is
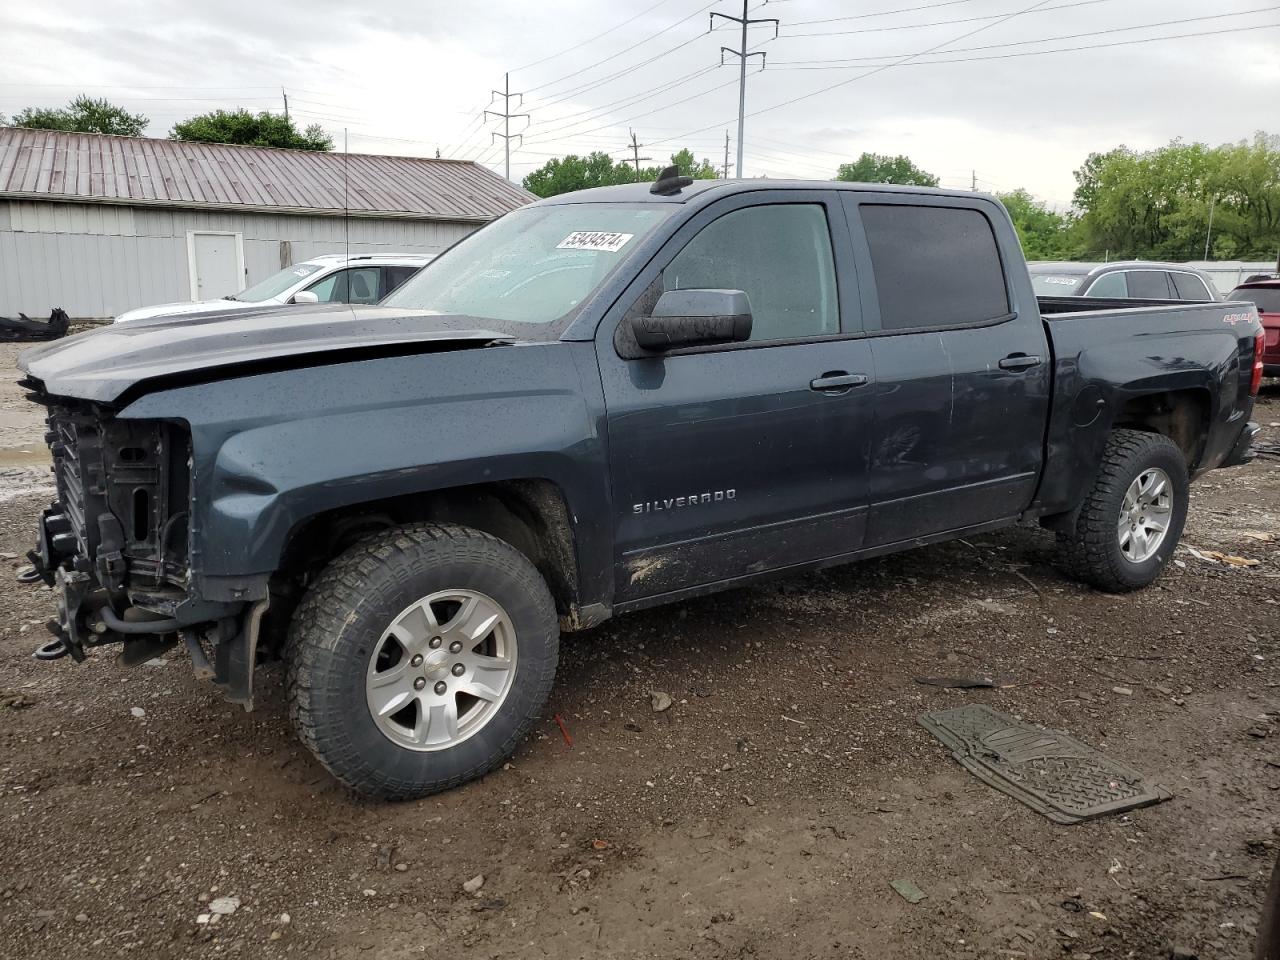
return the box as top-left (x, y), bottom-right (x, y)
top-left (0, 337), bottom-right (1277, 959)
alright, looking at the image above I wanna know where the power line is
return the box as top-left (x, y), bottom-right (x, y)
top-left (765, 20), bottom-right (1280, 69)
top-left (773, 4), bottom-right (1280, 60)
top-left (523, 1), bottom-right (721, 95)
top-left (523, 64), bottom-right (719, 142)
top-left (712, 0), bottom-right (780, 177)
top-left (782, 0), bottom-right (1116, 37)
top-left (644, 0), bottom-right (1057, 151)
top-left (787, 0), bottom-right (986, 25)
top-left (512, 0), bottom-right (677, 73)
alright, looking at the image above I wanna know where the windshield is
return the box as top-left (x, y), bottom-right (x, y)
top-left (232, 263), bottom-right (325, 302)
top-left (1030, 273), bottom-right (1086, 296)
top-left (382, 204), bottom-right (671, 327)
top-left (1229, 286), bottom-right (1280, 314)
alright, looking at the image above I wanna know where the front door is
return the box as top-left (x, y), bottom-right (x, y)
top-left (596, 191), bottom-right (876, 603)
top-left (190, 232), bottom-right (243, 300)
top-left (842, 195), bottom-right (1052, 546)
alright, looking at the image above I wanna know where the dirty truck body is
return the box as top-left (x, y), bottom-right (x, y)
top-left (19, 176), bottom-right (1264, 798)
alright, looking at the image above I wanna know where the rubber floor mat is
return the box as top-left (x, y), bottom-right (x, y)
top-left (920, 704), bottom-right (1171, 824)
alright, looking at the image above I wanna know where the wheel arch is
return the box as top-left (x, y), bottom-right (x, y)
top-left (272, 478), bottom-right (600, 638)
top-left (1111, 386), bottom-right (1212, 470)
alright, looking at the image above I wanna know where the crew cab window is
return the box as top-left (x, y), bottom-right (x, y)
top-left (1127, 271), bottom-right (1173, 299)
top-left (1084, 272), bottom-right (1127, 298)
top-left (1172, 272), bottom-right (1213, 301)
top-left (307, 267), bottom-right (381, 304)
top-left (664, 204), bottom-right (838, 341)
top-left (859, 204), bottom-right (1008, 331)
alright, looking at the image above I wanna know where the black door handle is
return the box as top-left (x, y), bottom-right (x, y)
top-left (999, 354), bottom-right (1043, 371)
top-left (810, 372), bottom-right (869, 393)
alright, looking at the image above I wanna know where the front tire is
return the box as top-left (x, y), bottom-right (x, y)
top-left (1055, 429), bottom-right (1189, 592)
top-left (286, 523), bottom-right (558, 799)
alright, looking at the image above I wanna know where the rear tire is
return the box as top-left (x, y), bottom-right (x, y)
top-left (1055, 429), bottom-right (1189, 592)
top-left (286, 523), bottom-right (558, 799)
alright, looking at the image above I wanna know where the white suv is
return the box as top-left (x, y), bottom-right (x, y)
top-left (114, 253), bottom-right (433, 323)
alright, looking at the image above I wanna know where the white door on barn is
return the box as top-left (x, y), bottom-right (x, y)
top-left (187, 231), bottom-right (244, 300)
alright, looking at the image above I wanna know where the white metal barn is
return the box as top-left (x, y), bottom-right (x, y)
top-left (0, 128), bottom-right (534, 319)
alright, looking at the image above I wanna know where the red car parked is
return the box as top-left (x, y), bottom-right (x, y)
top-left (1230, 279), bottom-right (1280, 376)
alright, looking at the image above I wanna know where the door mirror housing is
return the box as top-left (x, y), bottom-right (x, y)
top-left (291, 290), bottom-right (320, 304)
top-left (630, 289), bottom-right (752, 351)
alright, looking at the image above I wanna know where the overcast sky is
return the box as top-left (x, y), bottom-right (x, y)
top-left (3, 0), bottom-right (1278, 207)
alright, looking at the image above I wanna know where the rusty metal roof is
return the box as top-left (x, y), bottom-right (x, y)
top-left (0, 127), bottom-right (534, 222)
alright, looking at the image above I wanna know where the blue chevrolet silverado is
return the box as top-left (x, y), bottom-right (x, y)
top-left (17, 168), bottom-right (1265, 798)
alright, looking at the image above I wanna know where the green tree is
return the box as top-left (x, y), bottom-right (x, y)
top-left (669, 148), bottom-right (719, 180)
top-left (522, 148), bottom-right (720, 198)
top-left (522, 151), bottom-right (630, 198)
top-left (834, 152), bottom-right (939, 187)
top-left (1072, 134), bottom-right (1280, 260)
top-left (170, 109), bottom-right (332, 151)
top-left (9, 95), bottom-right (147, 137)
top-left (996, 189), bottom-right (1082, 260)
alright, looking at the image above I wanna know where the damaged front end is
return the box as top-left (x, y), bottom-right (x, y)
top-left (23, 383), bottom-right (269, 707)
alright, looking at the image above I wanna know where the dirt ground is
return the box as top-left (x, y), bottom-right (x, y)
top-left (1, 338), bottom-right (1278, 960)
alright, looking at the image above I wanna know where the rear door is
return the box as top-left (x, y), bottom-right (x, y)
top-left (842, 194), bottom-right (1052, 546)
top-left (595, 190), bottom-right (876, 602)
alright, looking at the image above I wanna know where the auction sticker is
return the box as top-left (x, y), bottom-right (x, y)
top-left (557, 232), bottom-right (634, 252)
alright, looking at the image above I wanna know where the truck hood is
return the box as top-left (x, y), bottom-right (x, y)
top-left (19, 303), bottom-right (515, 404)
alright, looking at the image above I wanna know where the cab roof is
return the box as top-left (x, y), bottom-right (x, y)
top-left (531, 178), bottom-right (993, 205)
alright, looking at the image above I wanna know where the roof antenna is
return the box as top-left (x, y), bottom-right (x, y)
top-left (343, 128), bottom-right (350, 266)
top-left (650, 164), bottom-right (693, 196)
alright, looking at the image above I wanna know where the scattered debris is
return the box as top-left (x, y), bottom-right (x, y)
top-left (553, 713), bottom-right (573, 747)
top-left (1167, 946), bottom-right (1198, 960)
top-left (591, 839), bottom-right (609, 851)
top-left (916, 676), bottom-right (997, 689)
top-left (462, 874), bottom-right (485, 895)
top-left (129, 706), bottom-right (146, 719)
top-left (1112, 686), bottom-right (1134, 696)
top-left (890, 879), bottom-right (926, 903)
top-left (208, 896), bottom-right (240, 916)
top-left (1248, 725), bottom-right (1270, 739)
top-left (1241, 531), bottom-right (1277, 543)
top-left (649, 691), bottom-right (673, 712)
top-left (0, 307), bottom-right (69, 342)
top-left (1185, 546), bottom-right (1260, 567)
top-left (920, 704), bottom-right (1171, 823)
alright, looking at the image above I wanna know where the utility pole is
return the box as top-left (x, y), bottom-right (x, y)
top-left (627, 129), bottom-right (652, 182)
top-left (711, 1), bottom-right (778, 179)
top-left (1203, 195), bottom-right (1216, 261)
top-left (723, 130), bottom-right (731, 179)
top-left (971, 170), bottom-right (977, 191)
top-left (485, 72), bottom-right (528, 181)
top-left (282, 88), bottom-right (289, 123)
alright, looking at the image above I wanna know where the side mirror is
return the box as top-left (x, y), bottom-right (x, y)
top-left (630, 289), bottom-right (752, 351)
top-left (291, 290), bottom-right (320, 304)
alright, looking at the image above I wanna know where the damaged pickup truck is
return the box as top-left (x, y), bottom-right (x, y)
top-left (18, 169), bottom-right (1265, 798)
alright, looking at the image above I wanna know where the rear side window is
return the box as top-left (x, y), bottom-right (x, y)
top-left (1171, 272), bottom-right (1213, 301)
top-left (1084, 272), bottom-right (1127, 298)
top-left (383, 265), bottom-right (422, 297)
top-left (1126, 271), bottom-right (1173, 299)
top-left (859, 204), bottom-right (1008, 331)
